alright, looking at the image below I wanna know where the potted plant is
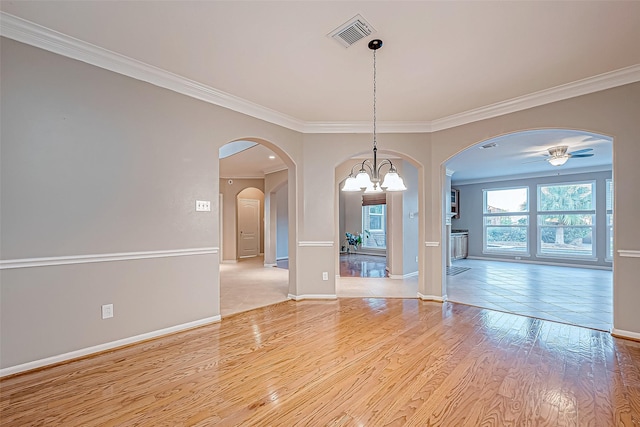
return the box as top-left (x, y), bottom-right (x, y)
top-left (345, 232), bottom-right (363, 253)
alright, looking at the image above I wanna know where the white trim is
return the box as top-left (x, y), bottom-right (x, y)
top-left (388, 271), bottom-right (419, 279)
top-left (0, 315), bottom-right (221, 377)
top-left (288, 293), bottom-right (337, 301)
top-left (618, 250), bottom-right (640, 258)
top-left (452, 165), bottom-right (613, 187)
top-left (0, 12), bottom-right (306, 133)
top-left (0, 248), bottom-right (219, 270)
top-left (263, 263), bottom-right (277, 267)
top-left (611, 328), bottom-right (640, 341)
top-left (221, 259), bottom-right (238, 264)
top-left (417, 293), bottom-right (446, 302)
top-left (298, 241), bottom-right (334, 247)
top-left (425, 242), bottom-right (440, 247)
top-left (430, 65), bottom-right (640, 132)
top-left (466, 255), bottom-right (612, 270)
top-left (2, 12), bottom-right (639, 135)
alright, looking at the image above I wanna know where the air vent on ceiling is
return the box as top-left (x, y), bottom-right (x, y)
top-left (328, 14), bottom-right (375, 48)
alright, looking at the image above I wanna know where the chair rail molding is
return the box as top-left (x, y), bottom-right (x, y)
top-left (618, 250), bottom-right (640, 258)
top-left (298, 241), bottom-right (334, 247)
top-left (0, 248), bottom-right (219, 269)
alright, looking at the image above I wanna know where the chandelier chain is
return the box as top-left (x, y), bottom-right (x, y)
top-left (373, 48), bottom-right (377, 149)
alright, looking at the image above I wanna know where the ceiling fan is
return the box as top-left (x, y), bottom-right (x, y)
top-left (528, 145), bottom-right (594, 166)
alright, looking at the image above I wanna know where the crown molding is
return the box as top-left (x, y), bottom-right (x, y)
top-left (430, 64), bottom-right (640, 132)
top-left (0, 12), bottom-right (307, 133)
top-left (2, 12), bottom-right (639, 135)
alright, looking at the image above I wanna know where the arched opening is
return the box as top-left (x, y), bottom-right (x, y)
top-left (218, 138), bottom-right (296, 317)
top-left (442, 128), bottom-right (613, 331)
top-left (335, 149), bottom-right (422, 298)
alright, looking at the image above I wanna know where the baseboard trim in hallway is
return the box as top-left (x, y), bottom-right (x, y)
top-left (288, 294), bottom-right (337, 301)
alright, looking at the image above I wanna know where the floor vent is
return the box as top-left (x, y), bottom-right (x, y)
top-left (328, 14), bottom-right (375, 48)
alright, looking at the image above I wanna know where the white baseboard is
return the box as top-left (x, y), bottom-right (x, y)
top-left (388, 271), bottom-right (419, 280)
top-left (611, 328), bottom-right (640, 341)
top-left (417, 293), bottom-right (446, 302)
top-left (466, 256), bottom-right (612, 270)
top-left (263, 263), bottom-right (277, 267)
top-left (221, 260), bottom-right (238, 264)
top-left (0, 315), bottom-right (221, 378)
top-left (288, 293), bottom-right (337, 301)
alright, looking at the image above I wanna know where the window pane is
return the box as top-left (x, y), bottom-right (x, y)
top-left (362, 204), bottom-right (386, 248)
top-left (369, 215), bottom-right (382, 230)
top-left (538, 214), bottom-right (593, 226)
top-left (485, 188), bottom-right (528, 213)
top-left (539, 183), bottom-right (594, 211)
top-left (486, 226), bottom-right (528, 252)
top-left (484, 215), bottom-right (528, 226)
top-left (606, 179), bottom-right (613, 211)
top-left (539, 226), bottom-right (593, 257)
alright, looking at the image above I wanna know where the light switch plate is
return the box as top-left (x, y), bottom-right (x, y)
top-left (102, 304), bottom-right (114, 319)
top-left (196, 200), bottom-right (211, 212)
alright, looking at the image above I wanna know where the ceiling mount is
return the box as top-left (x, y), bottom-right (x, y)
top-left (368, 39), bottom-right (383, 50)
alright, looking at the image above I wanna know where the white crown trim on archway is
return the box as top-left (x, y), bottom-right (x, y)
top-left (2, 12), bottom-right (639, 134)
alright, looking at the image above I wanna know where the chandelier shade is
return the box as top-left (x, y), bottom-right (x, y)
top-left (341, 39), bottom-right (407, 193)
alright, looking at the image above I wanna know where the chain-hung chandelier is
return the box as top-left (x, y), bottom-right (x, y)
top-left (342, 39), bottom-right (407, 193)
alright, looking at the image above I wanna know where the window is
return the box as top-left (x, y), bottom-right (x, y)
top-left (606, 179), bottom-right (613, 261)
top-left (537, 182), bottom-right (595, 259)
top-left (483, 187), bottom-right (529, 254)
top-left (362, 204), bottom-right (386, 248)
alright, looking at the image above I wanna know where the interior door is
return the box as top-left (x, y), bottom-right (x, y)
top-left (238, 198), bottom-right (260, 258)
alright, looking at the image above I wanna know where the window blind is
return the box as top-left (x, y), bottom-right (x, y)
top-left (362, 193), bottom-right (387, 206)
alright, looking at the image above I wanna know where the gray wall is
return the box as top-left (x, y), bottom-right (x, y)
top-left (0, 37), bottom-right (303, 370)
top-left (276, 184), bottom-right (289, 260)
top-left (402, 161), bottom-right (419, 274)
top-left (452, 170), bottom-right (612, 267)
top-left (2, 34), bottom-right (640, 371)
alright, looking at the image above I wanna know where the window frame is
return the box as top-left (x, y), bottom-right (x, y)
top-left (482, 186), bottom-right (530, 256)
top-left (536, 180), bottom-right (597, 260)
top-left (362, 204), bottom-right (386, 249)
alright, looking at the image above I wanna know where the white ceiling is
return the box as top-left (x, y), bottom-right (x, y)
top-left (1, 1), bottom-right (633, 180)
top-left (219, 143), bottom-right (286, 179)
top-left (447, 129), bottom-right (612, 184)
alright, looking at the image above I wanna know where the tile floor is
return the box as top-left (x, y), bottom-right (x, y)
top-left (219, 256), bottom-right (289, 317)
top-left (220, 255), bottom-right (613, 331)
top-left (447, 258), bottom-right (613, 331)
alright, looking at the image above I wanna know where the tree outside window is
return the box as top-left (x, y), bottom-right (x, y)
top-left (538, 182), bottom-right (595, 258)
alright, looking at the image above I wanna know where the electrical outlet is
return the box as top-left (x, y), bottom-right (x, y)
top-left (322, 272), bottom-right (328, 281)
top-left (195, 200), bottom-right (211, 212)
top-left (102, 304), bottom-right (114, 319)
top-left (415, 256), bottom-right (418, 263)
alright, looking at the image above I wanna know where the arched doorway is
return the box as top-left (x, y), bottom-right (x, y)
top-left (335, 150), bottom-right (422, 298)
top-left (218, 138), bottom-right (296, 316)
top-left (442, 128), bottom-right (613, 331)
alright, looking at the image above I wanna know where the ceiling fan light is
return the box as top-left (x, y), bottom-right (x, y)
top-left (548, 156), bottom-right (569, 166)
top-left (341, 176), bottom-right (362, 192)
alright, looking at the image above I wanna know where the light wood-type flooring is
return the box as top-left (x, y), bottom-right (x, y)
top-left (1, 299), bottom-right (639, 426)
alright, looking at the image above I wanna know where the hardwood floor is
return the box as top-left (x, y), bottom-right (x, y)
top-left (1, 299), bottom-right (639, 426)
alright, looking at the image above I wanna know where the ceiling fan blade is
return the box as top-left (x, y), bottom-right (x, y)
top-left (568, 148), bottom-right (593, 155)
top-left (522, 158), bottom-right (549, 164)
top-left (570, 153), bottom-right (594, 158)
